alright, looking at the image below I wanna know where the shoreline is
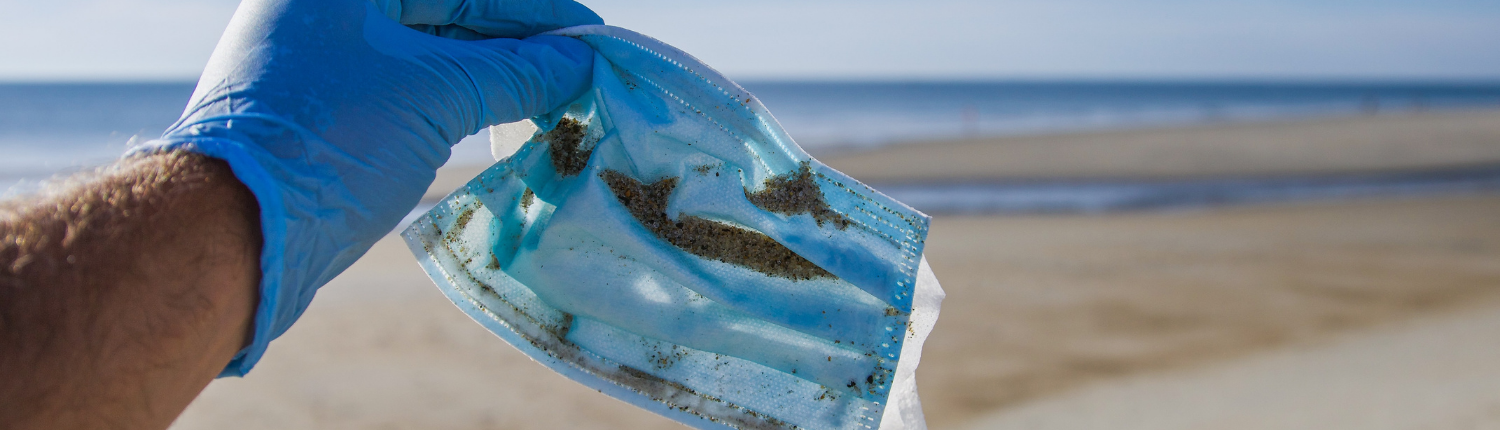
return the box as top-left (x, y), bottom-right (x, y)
top-left (821, 108), bottom-right (1500, 182)
top-left (871, 163), bottom-right (1500, 214)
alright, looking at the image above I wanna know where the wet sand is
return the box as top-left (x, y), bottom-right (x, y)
top-left (823, 109), bottom-right (1500, 182)
top-left (176, 111), bottom-right (1500, 429)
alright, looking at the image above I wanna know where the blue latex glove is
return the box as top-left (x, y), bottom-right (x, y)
top-left (131, 0), bottom-right (599, 377)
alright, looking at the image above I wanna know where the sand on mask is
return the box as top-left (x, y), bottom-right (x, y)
top-left (546, 117), bottom-right (592, 177)
top-left (406, 25), bottom-right (943, 430)
top-left (602, 169), bottom-right (834, 281)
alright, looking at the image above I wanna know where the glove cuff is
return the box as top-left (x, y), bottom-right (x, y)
top-left (130, 115), bottom-right (320, 377)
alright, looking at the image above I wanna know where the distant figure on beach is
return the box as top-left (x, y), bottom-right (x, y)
top-left (0, 0), bottom-right (601, 428)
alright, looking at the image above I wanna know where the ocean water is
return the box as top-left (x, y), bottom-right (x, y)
top-left (743, 81), bottom-right (1500, 151)
top-left (4, 81), bottom-right (1500, 195)
top-left (0, 83), bottom-right (194, 192)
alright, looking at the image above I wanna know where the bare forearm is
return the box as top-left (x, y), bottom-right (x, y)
top-left (1, 151), bottom-right (261, 429)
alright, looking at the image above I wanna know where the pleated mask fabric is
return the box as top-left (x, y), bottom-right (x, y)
top-left (405, 25), bottom-right (945, 430)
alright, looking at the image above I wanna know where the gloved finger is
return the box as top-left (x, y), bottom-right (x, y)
top-left (443, 35), bottom-right (595, 132)
top-left (370, 0), bottom-right (603, 38)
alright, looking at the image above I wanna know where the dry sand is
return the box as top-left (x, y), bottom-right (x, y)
top-left (169, 235), bottom-right (685, 430)
top-left (175, 111), bottom-right (1500, 429)
top-left (918, 195), bottom-right (1500, 429)
top-left (961, 302), bottom-right (1500, 430)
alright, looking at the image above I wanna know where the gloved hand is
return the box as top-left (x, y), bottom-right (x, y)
top-left (131, 0), bottom-right (599, 377)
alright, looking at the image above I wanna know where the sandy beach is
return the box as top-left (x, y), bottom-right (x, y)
top-left (961, 302), bottom-right (1500, 430)
top-left (176, 111), bottom-right (1500, 429)
top-left (918, 195), bottom-right (1500, 428)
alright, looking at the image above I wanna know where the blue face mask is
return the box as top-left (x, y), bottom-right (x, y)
top-left (405, 25), bottom-right (944, 430)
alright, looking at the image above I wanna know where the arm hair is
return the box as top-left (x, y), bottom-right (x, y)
top-left (0, 151), bottom-right (261, 430)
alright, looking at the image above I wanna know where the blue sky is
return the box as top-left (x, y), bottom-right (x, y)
top-left (2, 0), bottom-right (1498, 81)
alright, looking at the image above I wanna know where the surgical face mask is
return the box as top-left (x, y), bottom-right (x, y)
top-left (405, 25), bottom-right (944, 430)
